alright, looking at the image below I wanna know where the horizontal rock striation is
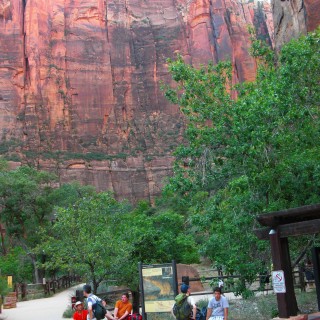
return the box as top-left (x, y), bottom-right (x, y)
top-left (0, 0), bottom-right (272, 202)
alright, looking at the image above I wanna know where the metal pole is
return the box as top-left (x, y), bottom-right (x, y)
top-left (138, 262), bottom-right (147, 320)
top-left (172, 260), bottom-right (178, 296)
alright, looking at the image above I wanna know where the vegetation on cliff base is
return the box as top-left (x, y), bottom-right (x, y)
top-left (38, 194), bottom-right (199, 294)
top-left (0, 163), bottom-right (199, 294)
top-left (162, 28), bottom-right (320, 292)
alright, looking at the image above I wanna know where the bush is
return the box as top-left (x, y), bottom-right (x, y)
top-left (63, 307), bottom-right (74, 318)
top-left (0, 277), bottom-right (9, 296)
top-left (196, 298), bottom-right (209, 309)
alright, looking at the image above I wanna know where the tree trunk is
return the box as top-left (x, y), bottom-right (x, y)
top-left (30, 255), bottom-right (41, 283)
top-left (0, 224), bottom-right (6, 255)
top-left (89, 263), bottom-right (99, 294)
top-left (93, 280), bottom-right (99, 295)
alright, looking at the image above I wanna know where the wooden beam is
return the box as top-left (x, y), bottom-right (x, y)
top-left (254, 218), bottom-right (320, 240)
top-left (257, 204), bottom-right (320, 227)
top-left (280, 219), bottom-right (320, 238)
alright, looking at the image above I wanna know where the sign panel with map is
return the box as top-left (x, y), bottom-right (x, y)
top-left (139, 261), bottom-right (178, 316)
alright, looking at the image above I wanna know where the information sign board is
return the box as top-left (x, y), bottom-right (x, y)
top-left (139, 261), bottom-right (178, 317)
top-left (7, 275), bottom-right (13, 288)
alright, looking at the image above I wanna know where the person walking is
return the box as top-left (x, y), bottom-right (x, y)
top-left (83, 284), bottom-right (103, 320)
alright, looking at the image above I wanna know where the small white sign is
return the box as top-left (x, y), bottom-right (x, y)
top-left (272, 270), bottom-right (286, 293)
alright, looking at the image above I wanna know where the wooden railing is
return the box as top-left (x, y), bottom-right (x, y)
top-left (185, 267), bottom-right (314, 295)
top-left (14, 275), bottom-right (81, 300)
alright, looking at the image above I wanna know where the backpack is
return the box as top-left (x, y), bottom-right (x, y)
top-left (128, 314), bottom-right (143, 320)
top-left (93, 298), bottom-right (107, 320)
top-left (173, 295), bottom-right (192, 320)
top-left (196, 307), bottom-right (207, 320)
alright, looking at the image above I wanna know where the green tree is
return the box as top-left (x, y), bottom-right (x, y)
top-left (39, 192), bottom-right (133, 293)
top-left (50, 182), bottom-right (96, 208)
top-left (164, 28), bottom-right (320, 292)
top-left (112, 201), bottom-right (200, 311)
top-left (129, 206), bottom-right (199, 265)
top-left (0, 247), bottom-right (33, 283)
top-left (0, 276), bottom-right (9, 297)
top-left (0, 166), bottom-right (57, 282)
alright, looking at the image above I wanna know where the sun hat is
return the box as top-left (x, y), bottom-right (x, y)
top-left (75, 301), bottom-right (83, 307)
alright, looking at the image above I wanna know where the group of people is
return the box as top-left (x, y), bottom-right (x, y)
top-left (73, 285), bottom-right (132, 320)
top-left (173, 284), bottom-right (229, 320)
top-left (75, 283), bottom-right (228, 320)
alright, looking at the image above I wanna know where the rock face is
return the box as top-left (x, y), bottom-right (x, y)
top-left (0, 0), bottom-right (272, 202)
top-left (272, 0), bottom-right (320, 51)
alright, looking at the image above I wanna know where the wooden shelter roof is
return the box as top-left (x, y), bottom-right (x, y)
top-left (255, 204), bottom-right (320, 240)
top-left (257, 204), bottom-right (320, 227)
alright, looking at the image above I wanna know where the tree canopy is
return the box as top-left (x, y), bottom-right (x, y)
top-left (163, 28), bottom-right (320, 291)
top-left (39, 192), bottom-right (132, 293)
top-left (39, 194), bottom-right (199, 294)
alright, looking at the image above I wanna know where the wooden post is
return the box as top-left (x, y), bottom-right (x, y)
top-left (0, 224), bottom-right (6, 255)
top-left (299, 266), bottom-right (306, 292)
top-left (138, 262), bottom-right (147, 320)
top-left (311, 247), bottom-right (320, 311)
top-left (270, 231), bottom-right (298, 317)
top-left (21, 283), bottom-right (27, 300)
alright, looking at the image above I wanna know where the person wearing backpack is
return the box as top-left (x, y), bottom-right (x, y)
top-left (172, 284), bottom-right (197, 320)
top-left (83, 284), bottom-right (107, 320)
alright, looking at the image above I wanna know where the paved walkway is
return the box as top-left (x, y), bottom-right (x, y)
top-left (1, 284), bottom-right (84, 320)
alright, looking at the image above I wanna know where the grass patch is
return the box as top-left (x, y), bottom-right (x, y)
top-left (146, 313), bottom-right (175, 320)
top-left (229, 291), bottom-right (317, 320)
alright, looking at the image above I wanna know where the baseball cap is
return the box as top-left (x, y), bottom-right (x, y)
top-left (181, 283), bottom-right (190, 293)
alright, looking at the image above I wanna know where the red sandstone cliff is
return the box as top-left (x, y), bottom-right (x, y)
top-left (0, 0), bottom-right (272, 202)
top-left (272, 0), bottom-right (320, 51)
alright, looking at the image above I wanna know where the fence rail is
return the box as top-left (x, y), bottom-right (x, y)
top-left (185, 267), bottom-right (315, 295)
top-left (14, 275), bottom-right (81, 300)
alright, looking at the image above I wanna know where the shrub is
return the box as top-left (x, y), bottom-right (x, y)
top-left (63, 307), bottom-right (74, 318)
